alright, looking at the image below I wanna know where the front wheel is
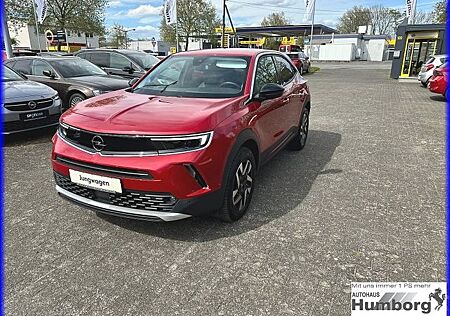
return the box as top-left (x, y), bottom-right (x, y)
top-left (218, 147), bottom-right (256, 222)
top-left (69, 93), bottom-right (86, 107)
top-left (288, 107), bottom-right (309, 151)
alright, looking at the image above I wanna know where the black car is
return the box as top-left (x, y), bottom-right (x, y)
top-left (4, 56), bottom-right (129, 108)
top-left (73, 49), bottom-right (160, 79)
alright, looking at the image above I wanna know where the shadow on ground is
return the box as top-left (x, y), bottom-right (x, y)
top-left (100, 130), bottom-right (342, 242)
top-left (430, 95), bottom-right (446, 102)
top-left (3, 126), bottom-right (56, 147)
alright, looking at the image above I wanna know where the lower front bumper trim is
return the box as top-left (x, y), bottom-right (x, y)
top-left (56, 185), bottom-right (192, 222)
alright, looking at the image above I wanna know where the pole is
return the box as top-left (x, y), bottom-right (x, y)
top-left (221, 0), bottom-right (226, 47)
top-left (2, 10), bottom-right (13, 58)
top-left (309, 0), bottom-right (316, 60)
top-left (31, 0), bottom-right (42, 52)
top-left (176, 22), bottom-right (179, 52)
top-left (64, 29), bottom-right (70, 53)
top-left (225, 5), bottom-right (235, 48)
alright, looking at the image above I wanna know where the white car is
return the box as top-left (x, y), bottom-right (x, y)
top-left (418, 55), bottom-right (447, 87)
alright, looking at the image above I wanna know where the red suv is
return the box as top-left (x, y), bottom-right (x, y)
top-left (52, 49), bottom-right (311, 222)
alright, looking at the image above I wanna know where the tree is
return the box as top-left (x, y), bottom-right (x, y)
top-left (261, 12), bottom-right (290, 27)
top-left (370, 6), bottom-right (402, 36)
top-left (432, 0), bottom-right (446, 23)
top-left (5, 0), bottom-right (107, 35)
top-left (337, 6), bottom-right (371, 33)
top-left (107, 24), bottom-right (126, 49)
top-left (160, 0), bottom-right (219, 51)
top-left (414, 11), bottom-right (433, 24)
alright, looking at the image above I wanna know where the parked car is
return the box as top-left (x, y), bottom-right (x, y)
top-left (4, 56), bottom-right (129, 108)
top-left (73, 49), bottom-right (160, 79)
top-left (286, 52), bottom-right (310, 75)
top-left (428, 64), bottom-right (447, 99)
top-left (3, 65), bottom-right (61, 134)
top-left (418, 54), bottom-right (447, 87)
top-left (52, 49), bottom-right (311, 222)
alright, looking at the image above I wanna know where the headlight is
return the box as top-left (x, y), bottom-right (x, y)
top-left (92, 90), bottom-right (102, 96)
top-left (58, 122), bottom-right (69, 138)
top-left (151, 132), bottom-right (213, 154)
top-left (52, 93), bottom-right (60, 100)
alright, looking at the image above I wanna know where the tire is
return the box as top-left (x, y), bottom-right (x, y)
top-left (305, 65), bottom-right (309, 73)
top-left (299, 67), bottom-right (304, 76)
top-left (217, 147), bottom-right (256, 222)
top-left (421, 79), bottom-right (429, 87)
top-left (69, 93), bottom-right (86, 107)
top-left (288, 107), bottom-right (310, 151)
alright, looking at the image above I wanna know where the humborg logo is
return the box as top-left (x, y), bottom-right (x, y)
top-left (352, 292), bottom-right (433, 314)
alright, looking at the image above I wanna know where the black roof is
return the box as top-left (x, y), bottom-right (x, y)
top-left (235, 24), bottom-right (337, 37)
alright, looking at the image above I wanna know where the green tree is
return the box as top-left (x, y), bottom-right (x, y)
top-left (432, 0), bottom-right (446, 23)
top-left (107, 24), bottom-right (126, 49)
top-left (261, 12), bottom-right (290, 27)
top-left (370, 6), bottom-right (402, 35)
top-left (337, 6), bottom-right (371, 33)
top-left (260, 12), bottom-right (290, 50)
top-left (5, 0), bottom-right (107, 35)
top-left (160, 0), bottom-right (219, 51)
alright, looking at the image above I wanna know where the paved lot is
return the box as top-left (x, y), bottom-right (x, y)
top-left (5, 62), bottom-right (446, 315)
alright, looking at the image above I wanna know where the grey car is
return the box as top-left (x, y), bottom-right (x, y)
top-left (3, 66), bottom-right (62, 134)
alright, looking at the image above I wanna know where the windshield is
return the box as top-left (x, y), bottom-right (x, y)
top-left (126, 52), bottom-right (160, 70)
top-left (133, 55), bottom-right (250, 98)
top-left (3, 66), bottom-right (24, 81)
top-left (50, 58), bottom-right (107, 78)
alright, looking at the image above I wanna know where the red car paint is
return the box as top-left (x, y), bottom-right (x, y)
top-left (428, 66), bottom-right (447, 96)
top-left (52, 49), bottom-right (311, 221)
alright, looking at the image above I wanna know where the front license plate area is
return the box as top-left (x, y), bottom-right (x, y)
top-left (69, 169), bottom-right (122, 193)
top-left (20, 110), bottom-right (48, 121)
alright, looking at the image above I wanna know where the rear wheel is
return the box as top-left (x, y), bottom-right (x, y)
top-left (288, 107), bottom-right (309, 151)
top-left (217, 147), bottom-right (256, 222)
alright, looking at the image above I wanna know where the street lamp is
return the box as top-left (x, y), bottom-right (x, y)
top-left (114, 27), bottom-right (135, 49)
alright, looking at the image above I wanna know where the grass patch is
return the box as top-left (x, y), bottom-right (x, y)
top-left (306, 66), bottom-right (320, 75)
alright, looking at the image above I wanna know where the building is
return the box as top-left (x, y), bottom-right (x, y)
top-left (305, 34), bottom-right (389, 62)
top-left (127, 40), bottom-right (170, 55)
top-left (390, 23), bottom-right (446, 79)
top-left (8, 24), bottom-right (99, 52)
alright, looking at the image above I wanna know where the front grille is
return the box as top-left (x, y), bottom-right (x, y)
top-left (54, 172), bottom-right (177, 212)
top-left (55, 155), bottom-right (152, 179)
top-left (4, 114), bottom-right (60, 133)
top-left (5, 98), bottom-right (54, 111)
top-left (61, 126), bottom-right (158, 155)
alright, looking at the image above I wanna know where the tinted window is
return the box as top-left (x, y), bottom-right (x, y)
top-left (31, 60), bottom-right (53, 76)
top-left (133, 55), bottom-right (250, 98)
top-left (49, 58), bottom-right (107, 77)
top-left (110, 53), bottom-right (132, 69)
top-left (254, 55), bottom-right (278, 95)
top-left (3, 66), bottom-right (24, 81)
top-left (274, 55), bottom-right (296, 85)
top-left (90, 52), bottom-right (109, 68)
top-left (126, 52), bottom-right (159, 70)
top-left (12, 59), bottom-right (32, 75)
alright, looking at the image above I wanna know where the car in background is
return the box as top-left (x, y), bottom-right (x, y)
top-left (4, 56), bottom-right (129, 108)
top-left (418, 54), bottom-right (447, 87)
top-left (286, 52), bottom-right (310, 75)
top-left (428, 63), bottom-right (447, 100)
top-left (73, 49), bottom-right (160, 79)
top-left (52, 49), bottom-right (310, 222)
top-left (279, 44), bottom-right (301, 53)
top-left (3, 65), bottom-right (61, 134)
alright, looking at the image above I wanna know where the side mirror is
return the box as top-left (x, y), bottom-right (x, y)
top-left (128, 78), bottom-right (139, 87)
top-left (256, 83), bottom-right (284, 101)
top-left (43, 70), bottom-right (56, 78)
top-left (304, 56), bottom-right (309, 60)
top-left (123, 65), bottom-right (134, 74)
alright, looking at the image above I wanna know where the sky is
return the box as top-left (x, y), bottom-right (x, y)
top-left (105, 0), bottom-right (439, 40)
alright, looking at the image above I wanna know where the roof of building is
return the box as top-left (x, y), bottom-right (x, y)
top-left (235, 24), bottom-right (337, 37)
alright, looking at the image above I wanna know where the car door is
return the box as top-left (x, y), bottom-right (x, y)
top-left (108, 52), bottom-right (140, 79)
top-left (273, 55), bottom-right (302, 133)
top-left (250, 54), bottom-right (289, 155)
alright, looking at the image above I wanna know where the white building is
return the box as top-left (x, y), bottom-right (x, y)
top-left (8, 24), bottom-right (99, 52)
top-left (305, 34), bottom-right (390, 62)
top-left (127, 40), bottom-right (170, 55)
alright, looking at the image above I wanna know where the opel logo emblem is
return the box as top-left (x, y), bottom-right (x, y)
top-left (28, 101), bottom-right (37, 110)
top-left (91, 135), bottom-right (106, 152)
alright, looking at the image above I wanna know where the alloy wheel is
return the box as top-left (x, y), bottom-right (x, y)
top-left (232, 159), bottom-right (253, 212)
top-left (70, 96), bottom-right (84, 106)
top-left (299, 110), bottom-right (309, 147)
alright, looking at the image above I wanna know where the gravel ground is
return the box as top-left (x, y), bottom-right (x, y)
top-left (4, 61), bottom-right (446, 315)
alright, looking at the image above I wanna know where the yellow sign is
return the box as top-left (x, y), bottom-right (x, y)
top-left (222, 34), bottom-right (230, 48)
top-left (170, 47), bottom-right (177, 54)
top-left (281, 37), bottom-right (296, 45)
top-left (215, 26), bottom-right (235, 34)
top-left (388, 39), bottom-right (396, 46)
top-left (239, 38), bottom-right (266, 46)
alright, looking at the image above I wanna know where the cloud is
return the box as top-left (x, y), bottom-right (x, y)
top-left (108, 0), bottom-right (121, 8)
top-left (126, 4), bottom-right (162, 18)
top-left (127, 25), bottom-right (160, 40)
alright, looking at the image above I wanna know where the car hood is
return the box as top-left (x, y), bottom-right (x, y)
top-left (65, 75), bottom-right (129, 91)
top-left (61, 90), bottom-right (245, 135)
top-left (3, 80), bottom-right (57, 103)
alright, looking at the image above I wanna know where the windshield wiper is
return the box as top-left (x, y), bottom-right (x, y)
top-left (137, 81), bottom-right (178, 93)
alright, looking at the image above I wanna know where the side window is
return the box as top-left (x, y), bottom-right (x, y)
top-left (110, 53), bottom-right (132, 69)
top-left (91, 52), bottom-right (109, 68)
top-left (77, 52), bottom-right (87, 60)
top-left (12, 59), bottom-right (32, 75)
top-left (274, 55), bottom-right (296, 85)
top-left (31, 60), bottom-right (53, 76)
top-left (253, 55), bottom-right (277, 95)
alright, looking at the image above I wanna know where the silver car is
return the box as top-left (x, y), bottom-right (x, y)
top-left (3, 66), bottom-right (62, 134)
top-left (418, 55), bottom-right (447, 87)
